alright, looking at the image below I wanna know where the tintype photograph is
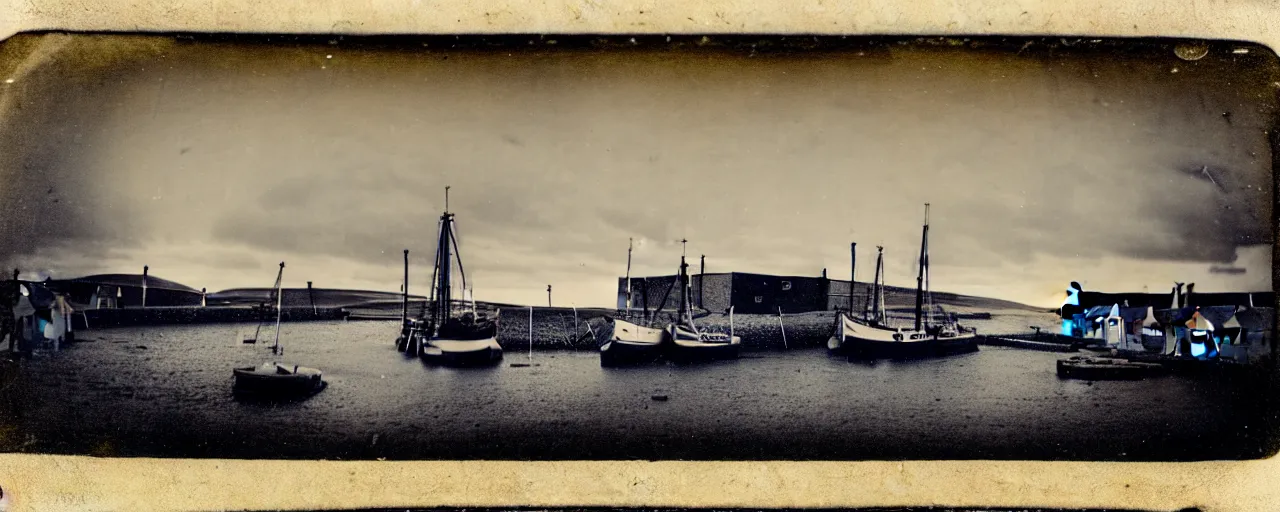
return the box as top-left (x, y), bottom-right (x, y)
top-left (0, 32), bottom-right (1276, 462)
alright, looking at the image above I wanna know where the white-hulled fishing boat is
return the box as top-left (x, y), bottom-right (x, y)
top-left (598, 238), bottom-right (665, 366)
top-left (828, 204), bottom-right (978, 360)
top-left (661, 242), bottom-right (741, 362)
top-left (411, 187), bottom-right (503, 367)
top-left (233, 262), bottom-right (327, 397)
top-left (599, 316), bottom-right (666, 367)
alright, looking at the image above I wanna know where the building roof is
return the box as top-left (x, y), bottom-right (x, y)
top-left (1118, 307), bottom-right (1149, 323)
top-left (1196, 306), bottom-right (1239, 330)
top-left (1233, 307), bottom-right (1275, 331)
top-left (20, 281), bottom-right (58, 308)
top-left (54, 274), bottom-right (201, 294)
top-left (1187, 292), bottom-right (1276, 308)
top-left (1154, 307), bottom-right (1196, 326)
top-left (1084, 305), bottom-right (1114, 320)
top-left (1078, 291), bottom-right (1175, 309)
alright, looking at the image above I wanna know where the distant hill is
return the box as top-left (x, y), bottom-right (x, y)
top-left (835, 281), bottom-right (1047, 313)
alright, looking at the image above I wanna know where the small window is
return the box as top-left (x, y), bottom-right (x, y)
top-left (754, 296), bottom-right (764, 303)
top-left (781, 281), bottom-right (792, 291)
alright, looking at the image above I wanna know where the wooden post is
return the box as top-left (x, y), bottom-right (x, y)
top-left (699, 254), bottom-right (705, 309)
top-left (201, 288), bottom-right (207, 308)
top-left (401, 249), bottom-right (409, 325)
top-left (141, 265), bottom-right (149, 308)
top-left (528, 305), bottom-right (533, 362)
top-left (547, 285), bottom-right (552, 308)
top-left (308, 281), bottom-right (317, 315)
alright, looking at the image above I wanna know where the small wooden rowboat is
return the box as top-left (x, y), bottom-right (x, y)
top-left (1056, 355), bottom-right (1167, 381)
top-left (233, 362), bottom-right (327, 396)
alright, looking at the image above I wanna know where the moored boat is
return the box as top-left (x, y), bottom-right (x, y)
top-left (828, 205), bottom-right (979, 360)
top-left (233, 261), bottom-right (327, 397)
top-left (660, 242), bottom-right (741, 362)
top-left (598, 316), bottom-right (665, 367)
top-left (233, 362), bottom-right (327, 396)
top-left (411, 187), bottom-right (504, 367)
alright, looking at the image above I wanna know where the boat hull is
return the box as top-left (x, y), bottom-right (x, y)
top-left (663, 325), bottom-right (742, 362)
top-left (830, 313), bottom-right (978, 360)
top-left (599, 319), bottom-right (664, 367)
top-left (420, 337), bottom-right (504, 367)
top-left (232, 364), bottom-right (326, 397)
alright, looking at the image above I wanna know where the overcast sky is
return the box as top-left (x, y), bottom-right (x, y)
top-left (0, 35), bottom-right (1274, 308)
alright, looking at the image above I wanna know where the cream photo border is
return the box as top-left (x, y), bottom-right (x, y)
top-left (0, 1), bottom-right (1278, 511)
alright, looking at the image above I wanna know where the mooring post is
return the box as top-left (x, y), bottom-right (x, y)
top-left (778, 306), bottom-right (788, 349)
top-left (141, 265), bottom-right (149, 309)
top-left (528, 305), bottom-right (534, 362)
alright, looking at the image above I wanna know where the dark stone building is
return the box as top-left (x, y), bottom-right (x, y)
top-left (618, 272), bottom-right (832, 314)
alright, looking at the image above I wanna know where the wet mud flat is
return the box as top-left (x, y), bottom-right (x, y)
top-left (0, 321), bottom-right (1276, 461)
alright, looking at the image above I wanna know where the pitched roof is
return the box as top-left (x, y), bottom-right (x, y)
top-left (1118, 307), bottom-right (1149, 323)
top-left (1154, 307), bottom-right (1196, 326)
top-left (1234, 307), bottom-right (1276, 331)
top-left (1196, 306), bottom-right (1239, 330)
top-left (1188, 292), bottom-right (1276, 308)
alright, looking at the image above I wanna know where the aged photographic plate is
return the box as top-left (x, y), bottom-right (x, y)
top-left (0, 1), bottom-right (1279, 511)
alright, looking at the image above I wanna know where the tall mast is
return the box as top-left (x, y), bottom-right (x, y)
top-left (679, 239), bottom-right (692, 329)
top-left (914, 203), bottom-right (930, 331)
top-left (624, 238), bottom-right (633, 312)
top-left (849, 242), bottom-right (857, 313)
top-left (866, 246), bottom-right (885, 322)
top-left (272, 261), bottom-right (285, 355)
top-left (435, 187), bottom-right (454, 325)
top-left (875, 247), bottom-right (886, 323)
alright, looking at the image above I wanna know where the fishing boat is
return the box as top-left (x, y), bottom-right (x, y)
top-left (598, 239), bottom-right (666, 367)
top-left (598, 316), bottom-right (666, 367)
top-left (410, 187), bottom-right (503, 367)
top-left (828, 204), bottom-right (979, 360)
top-left (233, 262), bottom-right (327, 397)
top-left (660, 242), bottom-right (741, 362)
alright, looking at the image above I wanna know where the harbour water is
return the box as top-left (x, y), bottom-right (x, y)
top-left (1, 320), bottom-right (1273, 461)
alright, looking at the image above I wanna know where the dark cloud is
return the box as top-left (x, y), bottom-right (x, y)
top-left (0, 35), bottom-right (158, 268)
top-left (0, 35), bottom-right (1273, 306)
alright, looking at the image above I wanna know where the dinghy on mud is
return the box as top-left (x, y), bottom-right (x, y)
top-left (829, 205), bottom-right (978, 360)
top-left (233, 362), bottom-right (327, 396)
top-left (233, 262), bottom-right (327, 397)
top-left (407, 187), bottom-right (504, 367)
